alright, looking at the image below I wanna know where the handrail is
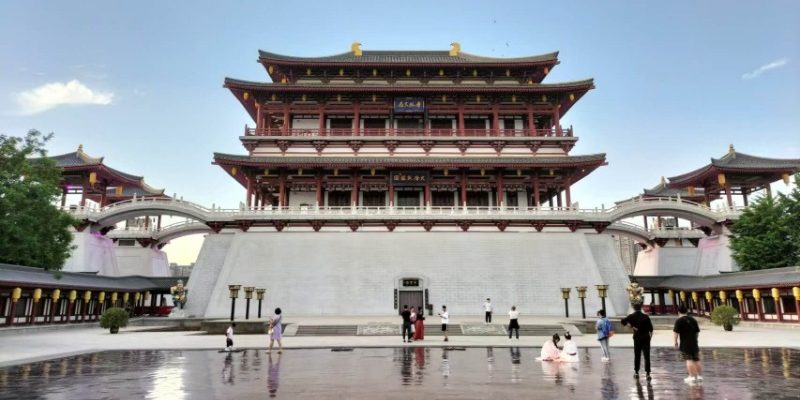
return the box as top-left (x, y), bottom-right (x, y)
top-left (244, 126), bottom-right (574, 138)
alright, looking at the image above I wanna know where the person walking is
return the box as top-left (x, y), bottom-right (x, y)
top-left (483, 298), bottom-right (493, 324)
top-left (507, 305), bottom-right (520, 339)
top-left (673, 305), bottom-right (703, 383)
top-left (438, 305), bottom-right (449, 342)
top-left (225, 322), bottom-right (236, 351)
top-left (400, 305), bottom-right (412, 343)
top-left (621, 303), bottom-right (654, 380)
top-left (596, 309), bottom-right (613, 362)
top-left (268, 308), bottom-right (283, 353)
top-left (413, 306), bottom-right (425, 341)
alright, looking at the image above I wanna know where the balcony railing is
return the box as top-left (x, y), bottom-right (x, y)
top-left (244, 126), bottom-right (574, 138)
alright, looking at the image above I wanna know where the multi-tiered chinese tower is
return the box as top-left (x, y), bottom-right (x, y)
top-left (189, 43), bottom-right (629, 317)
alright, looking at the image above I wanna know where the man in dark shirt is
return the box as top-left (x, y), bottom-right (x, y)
top-left (400, 305), bottom-right (412, 343)
top-left (621, 302), bottom-right (654, 380)
top-left (673, 305), bottom-right (703, 383)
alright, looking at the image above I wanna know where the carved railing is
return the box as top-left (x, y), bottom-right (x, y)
top-left (244, 126), bottom-right (574, 138)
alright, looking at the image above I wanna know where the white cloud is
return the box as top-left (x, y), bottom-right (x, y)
top-left (741, 58), bottom-right (788, 80)
top-left (15, 79), bottom-right (113, 115)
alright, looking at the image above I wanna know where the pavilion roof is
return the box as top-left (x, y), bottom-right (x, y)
top-left (615, 177), bottom-right (710, 205)
top-left (258, 49), bottom-right (560, 66)
top-left (0, 263), bottom-right (185, 292)
top-left (667, 145), bottom-right (800, 188)
top-left (213, 153), bottom-right (606, 168)
top-left (45, 145), bottom-right (165, 196)
top-left (633, 266), bottom-right (800, 291)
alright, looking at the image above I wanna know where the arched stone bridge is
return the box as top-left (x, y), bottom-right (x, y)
top-left (69, 196), bottom-right (741, 238)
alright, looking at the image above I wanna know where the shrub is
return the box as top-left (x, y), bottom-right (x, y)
top-left (710, 305), bottom-right (739, 331)
top-left (100, 307), bottom-right (129, 333)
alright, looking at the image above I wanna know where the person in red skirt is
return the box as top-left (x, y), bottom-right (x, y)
top-left (413, 306), bottom-right (425, 340)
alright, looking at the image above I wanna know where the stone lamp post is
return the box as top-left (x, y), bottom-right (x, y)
top-left (576, 286), bottom-right (588, 319)
top-left (561, 288), bottom-right (571, 318)
top-left (595, 284), bottom-right (608, 312)
top-left (244, 287), bottom-right (255, 320)
top-left (256, 289), bottom-right (266, 318)
top-left (228, 285), bottom-right (241, 321)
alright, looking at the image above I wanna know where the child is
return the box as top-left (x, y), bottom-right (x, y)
top-left (596, 310), bottom-right (612, 362)
top-left (560, 332), bottom-right (579, 362)
top-left (438, 305), bottom-right (449, 342)
top-left (225, 323), bottom-right (236, 351)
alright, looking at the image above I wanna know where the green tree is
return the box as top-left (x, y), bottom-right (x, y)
top-left (0, 130), bottom-right (75, 270)
top-left (729, 176), bottom-right (800, 271)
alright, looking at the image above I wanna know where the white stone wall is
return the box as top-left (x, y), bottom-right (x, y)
top-left (633, 246), bottom-right (698, 276)
top-left (188, 231), bottom-right (630, 318)
top-left (63, 231), bottom-right (119, 276)
top-left (694, 235), bottom-right (737, 275)
top-left (115, 246), bottom-right (171, 277)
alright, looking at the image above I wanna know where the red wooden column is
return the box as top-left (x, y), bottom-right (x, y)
top-left (556, 188), bottom-right (563, 208)
top-left (491, 106), bottom-right (500, 136)
top-left (424, 180), bottom-right (431, 207)
top-left (457, 104), bottom-right (465, 136)
top-left (255, 102), bottom-right (263, 133)
top-left (771, 288), bottom-right (783, 322)
top-left (80, 177), bottom-right (88, 207)
top-left (318, 110), bottom-right (326, 135)
top-left (388, 170), bottom-right (395, 207)
top-left (564, 175), bottom-right (572, 208)
top-left (282, 106), bottom-right (290, 135)
top-left (553, 106), bottom-right (562, 136)
top-left (266, 112), bottom-right (273, 135)
top-left (753, 289), bottom-right (764, 321)
top-left (724, 183), bottom-right (733, 208)
top-left (793, 287), bottom-right (800, 323)
top-left (532, 173), bottom-right (540, 207)
top-left (496, 170), bottom-right (504, 207)
top-left (460, 169), bottom-right (468, 207)
top-left (6, 288), bottom-right (21, 326)
top-left (278, 171), bottom-right (286, 207)
top-left (703, 186), bottom-right (711, 206)
top-left (246, 174), bottom-right (253, 208)
top-left (315, 172), bottom-right (323, 207)
top-left (527, 105), bottom-right (535, 136)
top-left (350, 169), bottom-right (359, 206)
top-left (352, 100), bottom-right (360, 136)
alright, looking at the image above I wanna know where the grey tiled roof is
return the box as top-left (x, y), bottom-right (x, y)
top-left (223, 78), bottom-right (594, 91)
top-left (49, 151), bottom-right (102, 168)
top-left (0, 263), bottom-right (185, 291)
top-left (259, 50), bottom-right (559, 64)
top-left (633, 266), bottom-right (800, 290)
top-left (213, 153), bottom-right (606, 166)
top-left (668, 151), bottom-right (800, 184)
top-left (105, 186), bottom-right (165, 197)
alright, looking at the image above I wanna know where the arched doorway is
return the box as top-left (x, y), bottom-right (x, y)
top-left (397, 277), bottom-right (424, 315)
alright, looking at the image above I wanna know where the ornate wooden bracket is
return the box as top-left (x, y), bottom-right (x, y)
top-left (272, 220), bottom-right (286, 232)
top-left (312, 140), bottom-right (328, 155)
top-left (688, 238), bottom-right (700, 247)
top-left (346, 220), bottom-right (361, 232)
top-left (419, 141), bottom-right (435, 153)
top-left (490, 141), bottom-right (507, 154)
top-left (698, 226), bottom-right (713, 236)
top-left (456, 141), bottom-right (470, 154)
top-left (384, 140), bottom-right (399, 154)
top-left (73, 220), bottom-right (91, 232)
top-left (654, 238), bottom-right (669, 247)
top-left (457, 220), bottom-right (472, 232)
top-left (495, 220), bottom-right (509, 232)
top-left (348, 140), bottom-right (364, 153)
top-left (243, 142), bottom-right (257, 152)
top-left (592, 222), bottom-right (610, 234)
top-left (526, 141), bottom-right (542, 154)
top-left (99, 226), bottom-right (115, 236)
top-left (276, 140), bottom-right (291, 153)
top-left (532, 221), bottom-right (546, 232)
top-left (136, 238), bottom-right (154, 248)
top-left (384, 221), bottom-right (398, 232)
top-left (310, 220), bottom-right (324, 232)
top-left (237, 220), bottom-right (253, 232)
top-left (206, 222), bottom-right (224, 233)
top-left (560, 142), bottom-right (575, 153)
top-left (566, 221), bottom-right (580, 232)
top-left (421, 221), bottom-right (434, 232)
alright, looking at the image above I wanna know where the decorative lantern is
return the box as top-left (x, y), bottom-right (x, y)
top-left (595, 284), bottom-right (609, 298)
top-left (123, 292), bottom-right (130, 303)
top-left (243, 92), bottom-right (250, 100)
top-left (111, 292), bottom-right (118, 303)
top-left (134, 292), bottom-right (141, 302)
top-left (145, 291), bottom-right (151, 301)
top-left (576, 286), bottom-right (588, 298)
top-left (691, 291), bottom-right (698, 302)
top-left (98, 292), bottom-right (106, 302)
top-left (244, 287), bottom-right (255, 300)
top-left (705, 291), bottom-right (713, 302)
top-left (228, 285), bottom-right (241, 299)
top-left (256, 288), bottom-right (266, 301)
top-left (11, 287), bottom-right (22, 301)
top-left (89, 172), bottom-right (97, 185)
top-left (679, 291), bottom-right (686, 301)
top-left (83, 291), bottom-right (91, 302)
top-left (771, 288), bottom-right (780, 299)
top-left (752, 289), bottom-right (761, 302)
top-left (68, 290), bottom-right (77, 302)
top-left (561, 288), bottom-right (571, 299)
top-left (51, 289), bottom-right (61, 301)
top-left (783, 173), bottom-right (791, 185)
top-left (719, 291), bottom-right (727, 301)
top-left (569, 93), bottom-right (575, 102)
top-left (231, 167), bottom-right (237, 176)
top-left (687, 186), bottom-right (695, 196)
top-left (793, 287), bottom-right (800, 300)
top-left (668, 289), bottom-right (674, 299)
top-left (736, 289), bottom-right (743, 300)
top-left (717, 173), bottom-right (726, 186)
top-left (33, 288), bottom-right (42, 301)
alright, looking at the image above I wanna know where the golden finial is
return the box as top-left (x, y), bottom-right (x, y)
top-left (728, 144), bottom-right (735, 154)
top-left (77, 144), bottom-right (83, 152)
top-left (449, 42), bottom-right (461, 57)
top-left (351, 42), bottom-right (362, 57)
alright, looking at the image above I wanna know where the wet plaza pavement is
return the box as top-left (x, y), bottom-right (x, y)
top-left (0, 347), bottom-right (798, 399)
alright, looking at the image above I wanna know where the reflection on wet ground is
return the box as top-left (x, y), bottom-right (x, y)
top-left (0, 347), bottom-right (798, 399)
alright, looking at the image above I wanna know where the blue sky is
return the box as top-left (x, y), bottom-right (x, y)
top-left (1, 1), bottom-right (798, 263)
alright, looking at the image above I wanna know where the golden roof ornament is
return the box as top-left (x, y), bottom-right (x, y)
top-left (728, 144), bottom-right (736, 155)
top-left (449, 42), bottom-right (461, 57)
top-left (77, 144), bottom-right (84, 152)
top-left (351, 42), bottom-right (362, 57)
